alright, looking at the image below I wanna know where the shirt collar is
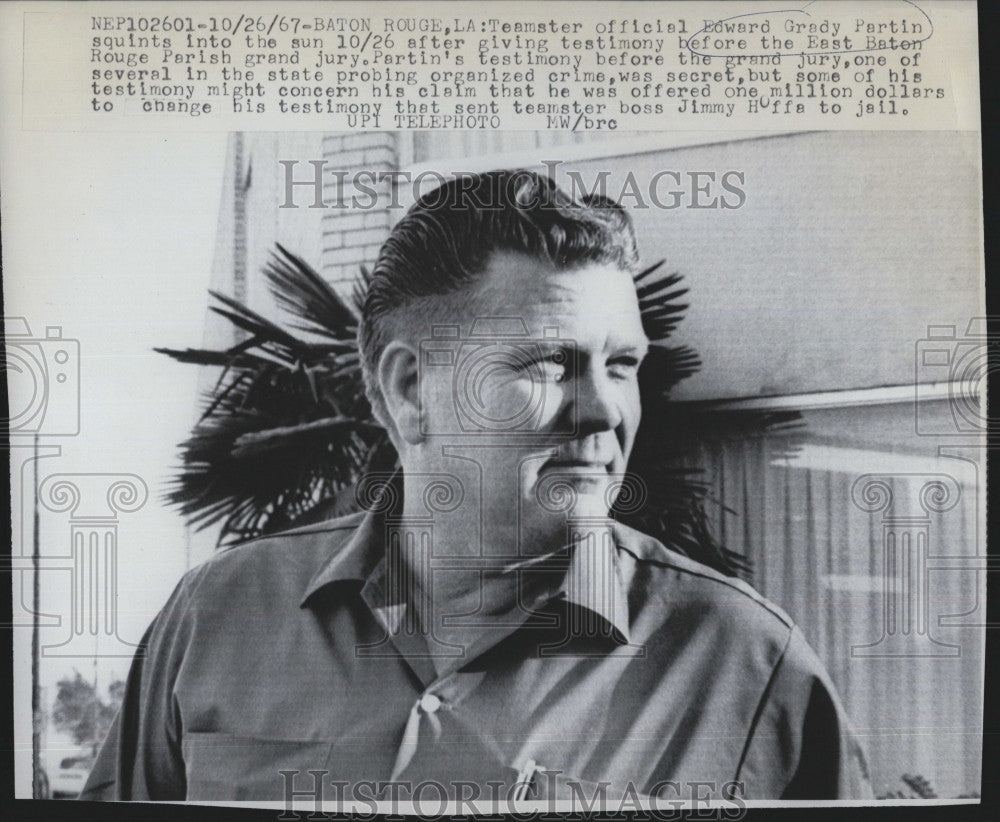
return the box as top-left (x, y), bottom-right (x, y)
top-left (300, 504), bottom-right (386, 603)
top-left (546, 524), bottom-right (633, 644)
top-left (300, 472), bottom-right (632, 643)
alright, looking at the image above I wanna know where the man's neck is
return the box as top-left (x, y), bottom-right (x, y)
top-left (396, 476), bottom-right (569, 677)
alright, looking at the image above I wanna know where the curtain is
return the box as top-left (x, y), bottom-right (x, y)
top-left (695, 400), bottom-right (984, 798)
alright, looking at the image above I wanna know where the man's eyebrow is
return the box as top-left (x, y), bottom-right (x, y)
top-left (611, 340), bottom-right (650, 357)
top-left (531, 339), bottom-right (574, 355)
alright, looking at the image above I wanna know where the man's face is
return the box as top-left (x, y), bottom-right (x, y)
top-left (413, 250), bottom-right (648, 552)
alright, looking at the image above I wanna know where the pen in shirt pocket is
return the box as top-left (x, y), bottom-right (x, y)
top-left (512, 758), bottom-right (539, 802)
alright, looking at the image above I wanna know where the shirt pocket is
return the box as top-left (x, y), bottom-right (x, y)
top-left (530, 768), bottom-right (665, 808)
top-left (181, 732), bottom-right (333, 801)
top-left (531, 768), bottom-right (611, 803)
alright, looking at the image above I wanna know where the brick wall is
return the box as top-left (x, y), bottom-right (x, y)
top-left (320, 132), bottom-right (398, 293)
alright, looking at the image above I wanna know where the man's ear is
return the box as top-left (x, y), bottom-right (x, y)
top-left (376, 341), bottom-right (423, 446)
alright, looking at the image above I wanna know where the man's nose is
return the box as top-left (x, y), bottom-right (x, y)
top-left (570, 369), bottom-right (623, 437)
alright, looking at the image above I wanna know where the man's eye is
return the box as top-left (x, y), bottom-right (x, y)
top-left (608, 356), bottom-right (640, 378)
top-left (520, 351), bottom-right (568, 383)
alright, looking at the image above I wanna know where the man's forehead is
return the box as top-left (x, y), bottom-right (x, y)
top-left (464, 251), bottom-right (640, 318)
top-left (476, 249), bottom-right (633, 285)
top-left (399, 250), bottom-right (644, 346)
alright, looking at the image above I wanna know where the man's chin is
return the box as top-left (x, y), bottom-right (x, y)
top-left (528, 486), bottom-right (614, 521)
top-left (534, 464), bottom-right (621, 502)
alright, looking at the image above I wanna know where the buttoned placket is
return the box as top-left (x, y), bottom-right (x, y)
top-left (359, 561), bottom-right (463, 781)
top-left (362, 567), bottom-right (537, 790)
top-left (346, 511), bottom-right (635, 794)
top-left (388, 678), bottom-right (449, 780)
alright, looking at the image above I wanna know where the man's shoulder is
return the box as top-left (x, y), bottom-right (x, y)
top-left (613, 521), bottom-right (796, 642)
top-left (176, 511), bottom-right (367, 604)
top-left (221, 510), bottom-right (366, 555)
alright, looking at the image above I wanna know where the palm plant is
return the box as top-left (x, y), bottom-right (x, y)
top-left (158, 244), bottom-right (799, 576)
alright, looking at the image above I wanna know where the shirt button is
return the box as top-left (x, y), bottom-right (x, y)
top-left (419, 693), bottom-right (442, 713)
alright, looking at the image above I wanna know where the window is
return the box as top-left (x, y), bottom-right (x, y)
top-left (692, 396), bottom-right (984, 798)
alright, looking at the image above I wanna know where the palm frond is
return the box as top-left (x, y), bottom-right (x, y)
top-left (207, 291), bottom-right (306, 352)
top-left (154, 347), bottom-right (237, 367)
top-left (161, 249), bottom-right (383, 544)
top-left (265, 244), bottom-right (360, 336)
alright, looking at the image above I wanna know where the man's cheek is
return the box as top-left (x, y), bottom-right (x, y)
top-left (620, 389), bottom-right (643, 457)
top-left (419, 375), bottom-right (459, 434)
top-left (537, 382), bottom-right (569, 430)
top-left (478, 374), bottom-right (553, 432)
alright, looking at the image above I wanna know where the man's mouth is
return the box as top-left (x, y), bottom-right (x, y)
top-left (539, 458), bottom-right (613, 474)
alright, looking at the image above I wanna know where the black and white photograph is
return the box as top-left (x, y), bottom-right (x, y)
top-left (2, 0), bottom-right (987, 814)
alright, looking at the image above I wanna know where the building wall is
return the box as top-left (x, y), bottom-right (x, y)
top-left (319, 131), bottom-right (397, 290)
top-left (569, 130), bottom-right (983, 400)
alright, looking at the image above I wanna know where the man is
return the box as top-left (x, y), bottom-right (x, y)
top-left (81, 169), bottom-right (870, 804)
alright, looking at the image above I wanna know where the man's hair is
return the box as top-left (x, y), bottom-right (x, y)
top-left (358, 168), bottom-right (641, 422)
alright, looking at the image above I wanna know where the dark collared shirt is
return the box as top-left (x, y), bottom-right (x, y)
top-left (81, 504), bottom-right (870, 803)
